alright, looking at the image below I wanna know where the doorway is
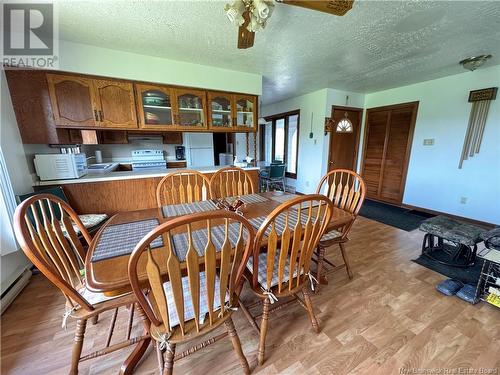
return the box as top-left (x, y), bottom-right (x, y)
top-left (360, 101), bottom-right (418, 205)
top-left (327, 106), bottom-right (362, 171)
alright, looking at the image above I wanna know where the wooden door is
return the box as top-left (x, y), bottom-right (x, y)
top-left (207, 91), bottom-right (234, 130)
top-left (361, 102), bottom-right (418, 204)
top-left (93, 80), bottom-right (138, 129)
top-left (46, 74), bottom-right (98, 127)
top-left (327, 106), bottom-right (362, 171)
top-left (135, 83), bottom-right (175, 129)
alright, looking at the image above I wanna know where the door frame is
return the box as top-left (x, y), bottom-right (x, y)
top-left (360, 101), bottom-right (419, 205)
top-left (327, 105), bottom-right (363, 171)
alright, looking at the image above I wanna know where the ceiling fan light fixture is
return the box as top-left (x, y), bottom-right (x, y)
top-left (225, 0), bottom-right (246, 26)
top-left (459, 55), bottom-right (492, 71)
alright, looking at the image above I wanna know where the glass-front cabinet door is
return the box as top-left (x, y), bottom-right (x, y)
top-left (136, 83), bottom-right (175, 129)
top-left (235, 95), bottom-right (257, 131)
top-left (174, 88), bottom-right (207, 129)
top-left (208, 92), bottom-right (233, 130)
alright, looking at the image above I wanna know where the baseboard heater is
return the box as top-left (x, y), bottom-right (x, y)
top-left (1, 268), bottom-right (32, 315)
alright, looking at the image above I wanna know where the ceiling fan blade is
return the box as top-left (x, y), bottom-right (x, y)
top-left (279, 0), bottom-right (354, 16)
top-left (238, 11), bottom-right (255, 49)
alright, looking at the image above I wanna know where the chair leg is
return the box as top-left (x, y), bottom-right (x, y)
top-left (70, 319), bottom-right (87, 375)
top-left (165, 343), bottom-right (176, 375)
top-left (90, 315), bottom-right (98, 325)
top-left (257, 298), bottom-right (270, 366)
top-left (156, 342), bottom-right (165, 375)
top-left (302, 287), bottom-right (320, 333)
top-left (282, 178), bottom-right (286, 192)
top-left (315, 244), bottom-right (326, 290)
top-left (225, 316), bottom-right (251, 374)
top-left (339, 242), bottom-right (353, 279)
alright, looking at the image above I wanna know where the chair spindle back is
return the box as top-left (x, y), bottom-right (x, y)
top-left (156, 170), bottom-right (211, 206)
top-left (210, 167), bottom-right (255, 199)
top-left (316, 169), bottom-right (366, 216)
top-left (250, 194), bottom-right (333, 295)
top-left (13, 194), bottom-right (94, 310)
top-left (128, 210), bottom-right (254, 339)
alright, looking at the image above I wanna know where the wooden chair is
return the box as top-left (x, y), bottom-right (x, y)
top-left (128, 210), bottom-right (255, 375)
top-left (156, 169), bottom-right (211, 206)
top-left (13, 194), bottom-right (140, 375)
top-left (315, 169), bottom-right (366, 281)
top-left (210, 166), bottom-right (255, 199)
top-left (239, 194), bottom-right (333, 365)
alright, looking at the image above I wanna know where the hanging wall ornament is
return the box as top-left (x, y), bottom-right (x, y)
top-left (459, 87), bottom-right (497, 168)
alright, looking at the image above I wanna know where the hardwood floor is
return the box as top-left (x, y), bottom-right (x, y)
top-left (2, 216), bottom-right (499, 374)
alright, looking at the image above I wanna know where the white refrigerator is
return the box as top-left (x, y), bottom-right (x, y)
top-left (184, 133), bottom-right (215, 167)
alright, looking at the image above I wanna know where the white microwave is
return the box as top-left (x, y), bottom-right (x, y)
top-left (34, 153), bottom-right (88, 181)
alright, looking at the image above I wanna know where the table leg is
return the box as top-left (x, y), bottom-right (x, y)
top-left (119, 303), bottom-right (152, 375)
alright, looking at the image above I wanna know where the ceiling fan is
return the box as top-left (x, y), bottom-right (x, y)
top-left (225, 0), bottom-right (355, 49)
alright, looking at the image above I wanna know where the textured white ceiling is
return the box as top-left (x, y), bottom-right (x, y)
top-left (55, 0), bottom-right (500, 104)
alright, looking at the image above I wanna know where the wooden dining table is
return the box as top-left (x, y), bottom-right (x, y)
top-left (84, 191), bottom-right (353, 374)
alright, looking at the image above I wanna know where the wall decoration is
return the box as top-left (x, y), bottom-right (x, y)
top-left (459, 87), bottom-right (498, 168)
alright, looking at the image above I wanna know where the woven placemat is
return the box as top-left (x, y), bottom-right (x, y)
top-left (92, 218), bottom-right (163, 262)
top-left (249, 208), bottom-right (323, 236)
top-left (162, 200), bottom-right (218, 218)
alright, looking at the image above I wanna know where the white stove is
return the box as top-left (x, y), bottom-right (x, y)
top-left (131, 150), bottom-right (167, 171)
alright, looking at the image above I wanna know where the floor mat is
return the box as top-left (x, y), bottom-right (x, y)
top-left (412, 251), bottom-right (483, 285)
top-left (359, 199), bottom-right (434, 231)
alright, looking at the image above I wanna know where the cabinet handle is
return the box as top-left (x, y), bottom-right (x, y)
top-left (94, 109), bottom-right (98, 121)
top-left (99, 110), bottom-right (103, 122)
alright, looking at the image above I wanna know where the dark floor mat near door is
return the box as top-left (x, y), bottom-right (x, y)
top-left (412, 252), bottom-right (483, 285)
top-left (359, 199), bottom-right (434, 232)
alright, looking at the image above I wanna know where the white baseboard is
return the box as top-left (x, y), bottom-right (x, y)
top-left (1, 268), bottom-right (32, 315)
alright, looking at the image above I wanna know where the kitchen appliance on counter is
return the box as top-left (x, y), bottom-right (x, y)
top-left (183, 133), bottom-right (215, 167)
top-left (175, 146), bottom-right (185, 160)
top-left (131, 150), bottom-right (166, 171)
top-left (34, 153), bottom-right (87, 181)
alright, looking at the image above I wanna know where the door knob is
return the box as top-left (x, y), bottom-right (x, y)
top-left (329, 161), bottom-right (335, 165)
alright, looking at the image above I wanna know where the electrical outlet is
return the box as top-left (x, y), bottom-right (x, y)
top-left (423, 138), bottom-right (435, 146)
top-left (460, 197), bottom-right (467, 204)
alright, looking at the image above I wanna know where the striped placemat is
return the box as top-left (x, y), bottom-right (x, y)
top-left (162, 200), bottom-right (218, 218)
top-left (171, 222), bottom-right (248, 261)
top-left (269, 193), bottom-right (300, 204)
top-left (249, 206), bottom-right (325, 236)
top-left (239, 194), bottom-right (269, 204)
top-left (270, 194), bottom-right (321, 209)
top-left (92, 219), bottom-right (163, 262)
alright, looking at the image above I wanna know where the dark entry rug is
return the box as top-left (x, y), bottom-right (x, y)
top-left (359, 199), bottom-right (434, 232)
top-left (412, 252), bottom-right (483, 285)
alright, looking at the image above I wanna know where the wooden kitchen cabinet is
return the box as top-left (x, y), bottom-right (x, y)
top-left (163, 132), bottom-right (183, 144)
top-left (174, 88), bottom-right (208, 130)
top-left (208, 91), bottom-right (233, 130)
top-left (234, 94), bottom-right (257, 131)
top-left (98, 131), bottom-right (129, 144)
top-left (135, 83), bottom-right (176, 129)
top-left (47, 74), bottom-right (138, 130)
top-left (93, 80), bottom-right (137, 129)
top-left (46, 74), bottom-right (98, 127)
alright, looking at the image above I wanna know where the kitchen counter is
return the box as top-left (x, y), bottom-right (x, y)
top-left (35, 165), bottom-right (260, 186)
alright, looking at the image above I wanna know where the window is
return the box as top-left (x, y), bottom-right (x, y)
top-left (336, 118), bottom-right (353, 133)
top-left (260, 110), bottom-right (300, 178)
top-left (0, 149), bottom-right (19, 255)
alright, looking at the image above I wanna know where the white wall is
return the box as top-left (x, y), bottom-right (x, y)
top-left (58, 41), bottom-right (262, 95)
top-left (0, 71), bottom-right (32, 293)
top-left (364, 65), bottom-right (500, 224)
top-left (262, 88), bottom-right (365, 194)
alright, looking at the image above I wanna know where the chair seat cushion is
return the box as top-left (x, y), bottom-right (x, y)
top-left (79, 286), bottom-right (124, 306)
top-left (480, 227), bottom-right (500, 250)
top-left (61, 214), bottom-right (108, 236)
top-left (419, 215), bottom-right (485, 246)
top-left (320, 229), bottom-right (342, 242)
top-left (163, 272), bottom-right (228, 328)
top-left (246, 252), bottom-right (300, 289)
